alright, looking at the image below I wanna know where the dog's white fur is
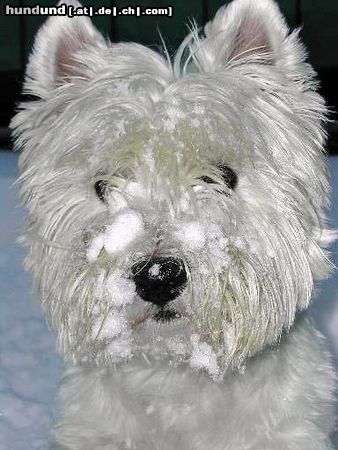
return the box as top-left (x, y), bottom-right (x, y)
top-left (11, 0), bottom-right (336, 448)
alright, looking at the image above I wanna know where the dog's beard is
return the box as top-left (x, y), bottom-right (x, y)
top-left (18, 121), bottom-right (332, 380)
top-left (41, 205), bottom-right (322, 380)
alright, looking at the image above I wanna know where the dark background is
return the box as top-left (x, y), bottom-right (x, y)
top-left (0, 0), bottom-right (337, 152)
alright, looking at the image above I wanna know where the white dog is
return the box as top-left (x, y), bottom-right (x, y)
top-left (12, 0), bottom-right (336, 448)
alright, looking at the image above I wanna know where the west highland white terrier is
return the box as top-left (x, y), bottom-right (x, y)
top-left (11, 0), bottom-right (336, 448)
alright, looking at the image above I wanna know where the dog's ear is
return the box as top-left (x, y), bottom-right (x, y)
top-left (25, 0), bottom-right (106, 98)
top-left (186, 0), bottom-right (303, 73)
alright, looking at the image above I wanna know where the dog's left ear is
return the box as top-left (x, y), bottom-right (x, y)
top-left (188, 0), bottom-right (304, 73)
top-left (25, 0), bottom-right (106, 98)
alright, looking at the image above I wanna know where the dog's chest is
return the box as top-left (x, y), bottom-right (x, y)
top-left (68, 319), bottom-right (332, 450)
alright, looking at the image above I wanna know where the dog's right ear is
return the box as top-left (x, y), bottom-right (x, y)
top-left (178, 0), bottom-right (305, 79)
top-left (25, 0), bottom-right (106, 98)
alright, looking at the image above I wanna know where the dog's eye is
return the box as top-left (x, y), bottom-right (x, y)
top-left (200, 174), bottom-right (214, 184)
top-left (219, 165), bottom-right (238, 190)
top-left (94, 169), bottom-right (135, 202)
top-left (94, 180), bottom-right (109, 201)
top-left (200, 165), bottom-right (238, 190)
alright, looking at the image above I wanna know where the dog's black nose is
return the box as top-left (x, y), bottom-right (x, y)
top-left (131, 257), bottom-right (187, 306)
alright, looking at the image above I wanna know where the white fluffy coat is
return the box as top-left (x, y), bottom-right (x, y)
top-left (11, 0), bottom-right (336, 448)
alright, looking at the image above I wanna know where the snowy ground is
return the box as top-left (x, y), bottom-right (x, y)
top-left (0, 151), bottom-right (337, 450)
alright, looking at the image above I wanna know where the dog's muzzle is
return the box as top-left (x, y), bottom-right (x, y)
top-left (131, 257), bottom-right (187, 307)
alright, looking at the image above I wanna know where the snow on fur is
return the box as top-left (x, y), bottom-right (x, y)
top-left (105, 270), bottom-right (136, 306)
top-left (104, 209), bottom-right (144, 254)
top-left (91, 310), bottom-right (127, 341)
top-left (86, 209), bottom-right (144, 261)
top-left (174, 221), bottom-right (206, 251)
top-left (190, 335), bottom-right (220, 378)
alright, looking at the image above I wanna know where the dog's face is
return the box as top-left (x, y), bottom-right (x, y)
top-left (12, 0), bottom-right (334, 378)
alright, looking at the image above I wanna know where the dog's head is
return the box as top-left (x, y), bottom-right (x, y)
top-left (12, 0), bottom-right (335, 378)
